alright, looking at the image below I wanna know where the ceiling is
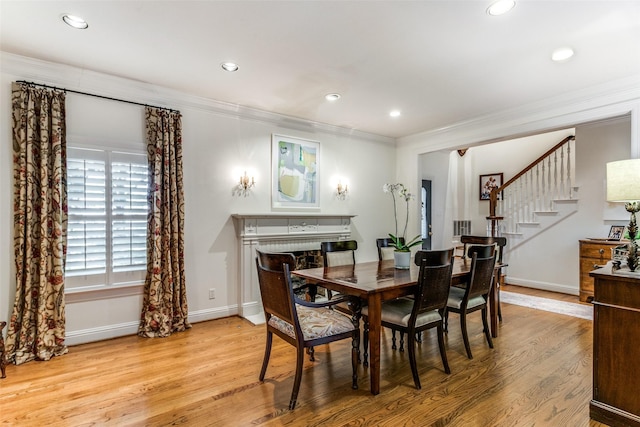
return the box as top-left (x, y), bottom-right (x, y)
top-left (1, 1), bottom-right (639, 139)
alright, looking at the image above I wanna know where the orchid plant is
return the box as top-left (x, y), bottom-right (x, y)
top-left (383, 183), bottom-right (423, 252)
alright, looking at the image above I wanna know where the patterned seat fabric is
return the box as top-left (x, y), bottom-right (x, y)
top-left (268, 304), bottom-right (355, 341)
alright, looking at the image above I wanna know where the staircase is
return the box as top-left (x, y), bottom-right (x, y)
top-left (488, 136), bottom-right (577, 250)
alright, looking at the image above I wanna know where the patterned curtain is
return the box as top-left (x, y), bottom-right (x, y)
top-left (138, 107), bottom-right (190, 338)
top-left (6, 82), bottom-right (68, 365)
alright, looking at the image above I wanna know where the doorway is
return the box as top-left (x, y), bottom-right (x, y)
top-left (421, 179), bottom-right (432, 250)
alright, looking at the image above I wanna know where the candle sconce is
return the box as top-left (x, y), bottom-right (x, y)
top-left (236, 171), bottom-right (255, 197)
top-left (336, 181), bottom-right (348, 200)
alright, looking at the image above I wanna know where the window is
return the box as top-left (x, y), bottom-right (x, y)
top-left (66, 147), bottom-right (148, 291)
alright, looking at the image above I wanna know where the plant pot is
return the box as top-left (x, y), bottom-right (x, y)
top-left (394, 250), bottom-right (411, 270)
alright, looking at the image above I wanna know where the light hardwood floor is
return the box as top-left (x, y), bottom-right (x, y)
top-left (1, 287), bottom-right (607, 426)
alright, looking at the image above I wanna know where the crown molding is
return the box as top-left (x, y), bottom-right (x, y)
top-left (398, 74), bottom-right (640, 154)
top-left (1, 51), bottom-right (395, 146)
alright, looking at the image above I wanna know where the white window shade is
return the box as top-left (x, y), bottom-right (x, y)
top-left (66, 148), bottom-right (148, 290)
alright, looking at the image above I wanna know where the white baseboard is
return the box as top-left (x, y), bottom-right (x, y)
top-left (65, 304), bottom-right (239, 346)
top-left (505, 276), bottom-right (579, 296)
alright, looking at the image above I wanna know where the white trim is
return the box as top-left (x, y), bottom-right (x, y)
top-left (505, 276), bottom-right (579, 296)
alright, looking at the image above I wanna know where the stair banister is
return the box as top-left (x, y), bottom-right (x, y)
top-left (488, 135), bottom-right (575, 235)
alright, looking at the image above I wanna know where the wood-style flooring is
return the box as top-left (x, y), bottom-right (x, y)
top-left (0, 286), bottom-right (607, 426)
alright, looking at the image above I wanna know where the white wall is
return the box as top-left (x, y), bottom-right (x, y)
top-left (0, 53), bottom-right (397, 344)
top-left (403, 74), bottom-right (640, 295)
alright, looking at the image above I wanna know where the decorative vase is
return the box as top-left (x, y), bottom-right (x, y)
top-left (394, 250), bottom-right (411, 270)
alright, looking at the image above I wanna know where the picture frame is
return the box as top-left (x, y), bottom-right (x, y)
top-left (479, 173), bottom-right (503, 201)
top-left (271, 134), bottom-right (320, 209)
top-left (608, 225), bottom-right (626, 241)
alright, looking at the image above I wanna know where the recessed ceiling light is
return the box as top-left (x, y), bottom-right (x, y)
top-left (551, 47), bottom-right (575, 62)
top-left (389, 110), bottom-right (401, 118)
top-left (487, 0), bottom-right (515, 16)
top-left (62, 14), bottom-right (88, 29)
top-left (325, 93), bottom-right (341, 101)
top-left (221, 62), bottom-right (239, 72)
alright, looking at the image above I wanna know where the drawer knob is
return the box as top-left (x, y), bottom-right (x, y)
top-left (599, 249), bottom-right (604, 254)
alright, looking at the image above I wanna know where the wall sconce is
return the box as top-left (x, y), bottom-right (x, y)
top-left (236, 171), bottom-right (255, 197)
top-left (606, 159), bottom-right (640, 271)
top-left (336, 181), bottom-right (349, 200)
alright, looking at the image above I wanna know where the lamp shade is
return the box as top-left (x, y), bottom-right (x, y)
top-left (606, 159), bottom-right (640, 202)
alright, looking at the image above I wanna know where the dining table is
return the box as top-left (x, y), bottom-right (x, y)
top-left (292, 256), bottom-right (502, 395)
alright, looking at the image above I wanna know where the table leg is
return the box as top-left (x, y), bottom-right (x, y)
top-left (489, 271), bottom-right (499, 338)
top-left (367, 294), bottom-right (382, 395)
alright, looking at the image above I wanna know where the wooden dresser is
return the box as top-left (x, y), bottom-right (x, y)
top-left (579, 239), bottom-right (620, 302)
top-left (589, 265), bottom-right (640, 426)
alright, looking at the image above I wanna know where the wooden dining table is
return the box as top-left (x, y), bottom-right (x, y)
top-left (292, 256), bottom-right (502, 395)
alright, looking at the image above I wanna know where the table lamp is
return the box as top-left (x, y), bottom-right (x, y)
top-left (606, 159), bottom-right (640, 271)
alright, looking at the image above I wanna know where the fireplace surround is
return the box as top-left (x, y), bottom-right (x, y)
top-left (232, 213), bottom-right (355, 324)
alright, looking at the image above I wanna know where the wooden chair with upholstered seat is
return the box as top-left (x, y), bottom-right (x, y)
top-left (388, 248), bottom-right (455, 351)
top-left (445, 250), bottom-right (497, 359)
top-left (256, 249), bottom-right (312, 299)
top-left (460, 235), bottom-right (507, 321)
top-left (376, 237), bottom-right (404, 261)
top-left (361, 249), bottom-right (455, 389)
top-left (255, 258), bottom-right (359, 410)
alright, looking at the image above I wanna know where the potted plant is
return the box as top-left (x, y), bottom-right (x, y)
top-left (383, 183), bottom-right (423, 269)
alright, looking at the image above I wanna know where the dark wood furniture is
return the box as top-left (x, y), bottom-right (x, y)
top-left (445, 251), bottom-right (497, 359)
top-left (292, 257), bottom-right (502, 395)
top-left (579, 239), bottom-right (619, 302)
top-left (376, 237), bottom-right (404, 260)
top-left (461, 235), bottom-right (507, 320)
top-left (589, 265), bottom-right (640, 426)
top-left (321, 240), bottom-right (358, 266)
top-left (362, 251), bottom-right (454, 389)
top-left (255, 258), bottom-right (358, 410)
top-left (0, 321), bottom-right (6, 378)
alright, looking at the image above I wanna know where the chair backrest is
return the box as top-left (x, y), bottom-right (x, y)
top-left (255, 258), bottom-right (300, 336)
top-left (460, 235), bottom-right (506, 263)
top-left (321, 240), bottom-right (358, 267)
top-left (465, 252), bottom-right (498, 301)
top-left (376, 237), bottom-right (404, 260)
top-left (412, 259), bottom-right (454, 318)
top-left (256, 249), bottom-right (297, 272)
top-left (414, 248), bottom-right (454, 266)
top-left (466, 244), bottom-right (495, 259)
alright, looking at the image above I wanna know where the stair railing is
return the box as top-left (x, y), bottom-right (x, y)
top-left (488, 135), bottom-right (576, 236)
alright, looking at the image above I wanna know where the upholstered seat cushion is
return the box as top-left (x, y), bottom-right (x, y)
top-left (268, 304), bottom-right (355, 341)
top-left (447, 286), bottom-right (486, 310)
top-left (362, 298), bottom-right (441, 328)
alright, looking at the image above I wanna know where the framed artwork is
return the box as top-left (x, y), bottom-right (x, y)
top-left (608, 225), bottom-right (626, 241)
top-left (479, 173), bottom-right (503, 200)
top-left (271, 134), bottom-right (320, 209)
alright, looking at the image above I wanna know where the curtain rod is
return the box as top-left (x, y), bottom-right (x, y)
top-left (16, 80), bottom-right (180, 114)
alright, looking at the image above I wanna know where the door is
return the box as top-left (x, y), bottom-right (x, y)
top-left (421, 180), bottom-right (432, 250)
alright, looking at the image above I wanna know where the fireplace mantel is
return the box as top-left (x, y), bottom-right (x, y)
top-left (232, 213), bottom-right (355, 323)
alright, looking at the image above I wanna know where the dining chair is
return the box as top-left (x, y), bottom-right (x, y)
top-left (361, 252), bottom-right (454, 389)
top-left (387, 248), bottom-right (456, 350)
top-left (255, 259), bottom-right (359, 410)
top-left (376, 237), bottom-right (404, 261)
top-left (445, 250), bottom-right (497, 359)
top-left (321, 240), bottom-right (358, 267)
top-left (256, 249), bottom-right (313, 300)
top-left (460, 235), bottom-right (507, 321)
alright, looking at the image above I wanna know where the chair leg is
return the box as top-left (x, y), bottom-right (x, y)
top-left (437, 324), bottom-right (451, 374)
top-left (363, 316), bottom-right (369, 367)
top-left (259, 332), bottom-right (273, 381)
top-left (443, 308), bottom-right (449, 333)
top-left (416, 332), bottom-right (422, 343)
top-left (351, 332), bottom-right (359, 390)
top-left (482, 307), bottom-right (494, 349)
top-left (460, 311), bottom-right (473, 359)
top-left (399, 331), bottom-right (405, 352)
top-left (497, 276), bottom-right (503, 322)
top-left (307, 346), bottom-right (315, 362)
top-left (407, 329), bottom-right (421, 389)
top-left (289, 346), bottom-right (305, 410)
top-left (391, 330), bottom-right (397, 350)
